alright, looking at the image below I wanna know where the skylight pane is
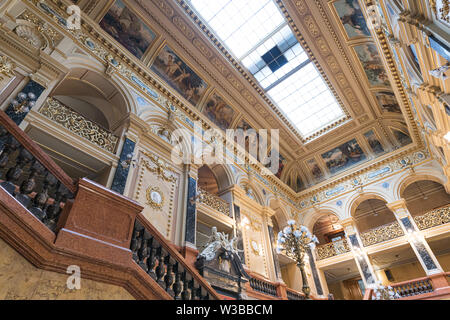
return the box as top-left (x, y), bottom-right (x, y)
top-left (268, 64), bottom-right (344, 137)
top-left (191, 0), bottom-right (285, 58)
top-left (189, 0), bottom-right (346, 138)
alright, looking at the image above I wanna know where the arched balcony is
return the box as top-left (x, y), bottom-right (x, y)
top-left (23, 67), bottom-right (130, 186)
top-left (195, 165), bottom-right (234, 251)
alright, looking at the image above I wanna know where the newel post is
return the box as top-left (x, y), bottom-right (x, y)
top-left (55, 178), bottom-right (143, 266)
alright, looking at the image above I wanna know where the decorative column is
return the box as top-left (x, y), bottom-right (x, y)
top-left (233, 204), bottom-right (246, 265)
top-left (261, 207), bottom-right (278, 282)
top-left (181, 163), bottom-right (200, 265)
top-left (386, 199), bottom-right (443, 275)
top-left (306, 247), bottom-right (324, 297)
top-left (110, 135), bottom-right (136, 194)
top-left (341, 218), bottom-right (378, 286)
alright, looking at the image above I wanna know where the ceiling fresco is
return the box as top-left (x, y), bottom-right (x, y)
top-left (84, 0), bottom-right (418, 193)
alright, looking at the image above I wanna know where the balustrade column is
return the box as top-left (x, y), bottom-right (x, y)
top-left (341, 218), bottom-right (378, 287)
top-left (386, 199), bottom-right (443, 275)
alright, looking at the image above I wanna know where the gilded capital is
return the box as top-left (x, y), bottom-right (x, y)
top-left (0, 55), bottom-right (15, 81)
top-left (386, 199), bottom-right (409, 217)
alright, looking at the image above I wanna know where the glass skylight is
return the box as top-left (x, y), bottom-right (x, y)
top-left (189, 0), bottom-right (346, 138)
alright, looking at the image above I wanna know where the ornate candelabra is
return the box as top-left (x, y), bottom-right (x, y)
top-left (276, 220), bottom-right (319, 299)
top-left (11, 92), bottom-right (36, 114)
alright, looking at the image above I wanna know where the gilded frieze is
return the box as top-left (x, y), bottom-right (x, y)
top-left (39, 98), bottom-right (119, 153)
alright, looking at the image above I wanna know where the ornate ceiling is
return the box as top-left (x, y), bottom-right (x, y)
top-left (76, 0), bottom-right (421, 193)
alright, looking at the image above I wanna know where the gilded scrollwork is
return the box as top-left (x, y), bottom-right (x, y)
top-left (141, 152), bottom-right (177, 183)
top-left (316, 238), bottom-right (350, 260)
top-left (360, 221), bottom-right (404, 247)
top-left (39, 98), bottom-right (119, 153)
top-left (146, 186), bottom-right (164, 210)
top-left (414, 205), bottom-right (450, 230)
top-left (0, 55), bottom-right (15, 81)
top-left (198, 188), bottom-right (230, 216)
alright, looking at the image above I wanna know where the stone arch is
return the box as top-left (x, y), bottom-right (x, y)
top-left (51, 60), bottom-right (136, 131)
top-left (238, 178), bottom-right (264, 206)
top-left (346, 191), bottom-right (391, 219)
top-left (269, 198), bottom-right (290, 228)
top-left (303, 207), bottom-right (342, 234)
top-left (202, 163), bottom-right (235, 193)
top-left (393, 170), bottom-right (447, 201)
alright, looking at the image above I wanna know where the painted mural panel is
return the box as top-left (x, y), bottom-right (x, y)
top-left (354, 44), bottom-right (390, 87)
top-left (333, 0), bottom-right (371, 39)
top-left (321, 139), bottom-right (367, 174)
top-left (151, 45), bottom-right (208, 106)
top-left (100, 0), bottom-right (156, 59)
top-left (375, 91), bottom-right (402, 113)
top-left (306, 158), bottom-right (324, 181)
top-left (364, 130), bottom-right (385, 155)
top-left (235, 119), bottom-right (259, 158)
top-left (202, 93), bottom-right (236, 131)
top-left (265, 152), bottom-right (286, 179)
top-left (392, 129), bottom-right (413, 147)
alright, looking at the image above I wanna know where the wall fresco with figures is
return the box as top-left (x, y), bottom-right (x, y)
top-left (151, 45), bottom-right (208, 106)
top-left (321, 139), bottom-right (367, 174)
top-left (202, 93), bottom-right (237, 131)
top-left (354, 43), bottom-right (391, 87)
top-left (333, 0), bottom-right (371, 39)
top-left (100, 0), bottom-right (156, 59)
top-left (375, 91), bottom-right (402, 113)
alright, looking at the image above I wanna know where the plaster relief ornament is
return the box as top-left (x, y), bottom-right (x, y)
top-left (146, 186), bottom-right (164, 210)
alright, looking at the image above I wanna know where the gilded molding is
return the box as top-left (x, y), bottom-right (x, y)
top-left (316, 238), bottom-right (350, 260)
top-left (414, 205), bottom-right (450, 231)
top-left (39, 98), bottom-right (119, 153)
top-left (0, 54), bottom-right (15, 80)
top-left (198, 188), bottom-right (230, 217)
top-left (360, 221), bottom-right (404, 247)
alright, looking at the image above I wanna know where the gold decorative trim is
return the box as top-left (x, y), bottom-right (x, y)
top-left (360, 221), bottom-right (404, 247)
top-left (39, 98), bottom-right (119, 153)
top-left (316, 238), bottom-right (350, 260)
top-left (197, 188), bottom-right (230, 216)
top-left (146, 186), bottom-right (164, 210)
top-left (414, 205), bottom-right (450, 230)
top-left (0, 54), bottom-right (15, 80)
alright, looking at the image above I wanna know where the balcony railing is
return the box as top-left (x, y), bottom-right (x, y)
top-left (360, 221), bottom-right (404, 247)
top-left (249, 277), bottom-right (278, 297)
top-left (198, 188), bottom-right (230, 216)
top-left (364, 273), bottom-right (450, 300)
top-left (286, 288), bottom-right (306, 300)
top-left (414, 204), bottom-right (450, 230)
top-left (39, 98), bottom-right (119, 153)
top-left (316, 238), bottom-right (351, 260)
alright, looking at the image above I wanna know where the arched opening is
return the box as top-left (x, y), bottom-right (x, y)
top-left (402, 180), bottom-right (450, 217)
top-left (196, 165), bottom-right (233, 252)
top-left (312, 213), bottom-right (345, 245)
top-left (24, 68), bottom-right (131, 186)
top-left (198, 165), bottom-right (219, 195)
top-left (353, 199), bottom-right (396, 234)
top-left (402, 180), bottom-right (450, 272)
